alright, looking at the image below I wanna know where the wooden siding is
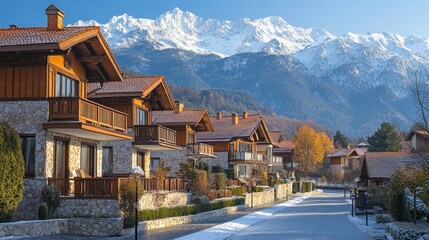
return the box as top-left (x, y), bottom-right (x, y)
top-left (329, 157), bottom-right (343, 165)
top-left (0, 65), bottom-right (47, 99)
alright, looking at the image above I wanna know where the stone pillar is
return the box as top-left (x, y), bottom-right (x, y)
top-left (144, 151), bottom-right (151, 178)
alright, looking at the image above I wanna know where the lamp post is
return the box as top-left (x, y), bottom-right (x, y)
top-left (130, 166), bottom-right (144, 240)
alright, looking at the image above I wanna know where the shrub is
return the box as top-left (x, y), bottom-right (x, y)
top-left (40, 184), bottom-right (60, 218)
top-left (376, 214), bottom-right (393, 224)
top-left (367, 184), bottom-right (389, 209)
top-left (301, 182), bottom-right (306, 193)
top-left (119, 178), bottom-right (143, 228)
top-left (292, 182), bottom-right (298, 194)
top-left (0, 122), bottom-right (24, 221)
top-left (388, 171), bottom-right (411, 222)
top-left (38, 203), bottom-right (49, 220)
top-left (137, 198), bottom-right (245, 222)
top-left (232, 186), bottom-right (244, 196)
top-left (268, 178), bottom-right (274, 187)
top-left (251, 186), bottom-right (264, 192)
top-left (215, 173), bottom-right (227, 190)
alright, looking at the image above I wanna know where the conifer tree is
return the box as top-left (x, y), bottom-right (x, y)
top-left (367, 122), bottom-right (401, 152)
top-left (0, 122), bottom-right (24, 221)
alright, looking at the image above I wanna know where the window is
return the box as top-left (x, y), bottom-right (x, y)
top-left (20, 135), bottom-right (36, 177)
top-left (136, 108), bottom-right (148, 125)
top-left (102, 147), bottom-right (113, 176)
top-left (238, 165), bottom-right (247, 177)
top-left (150, 158), bottom-right (160, 172)
top-left (137, 151), bottom-right (146, 171)
top-left (55, 73), bottom-right (78, 97)
top-left (81, 144), bottom-right (96, 177)
top-left (238, 142), bottom-right (252, 152)
top-left (187, 132), bottom-right (195, 144)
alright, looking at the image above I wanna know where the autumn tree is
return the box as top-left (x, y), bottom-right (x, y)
top-left (367, 122), bottom-right (401, 152)
top-left (292, 125), bottom-right (324, 173)
top-left (333, 130), bottom-right (349, 148)
top-left (319, 131), bottom-right (333, 156)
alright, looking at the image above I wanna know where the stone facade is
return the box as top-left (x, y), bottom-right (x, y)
top-left (57, 199), bottom-right (119, 218)
top-left (0, 218), bottom-right (123, 238)
top-left (0, 101), bottom-right (109, 220)
top-left (244, 188), bottom-right (275, 207)
top-left (151, 147), bottom-right (188, 176)
top-left (102, 128), bottom-right (150, 177)
top-left (138, 192), bottom-right (189, 210)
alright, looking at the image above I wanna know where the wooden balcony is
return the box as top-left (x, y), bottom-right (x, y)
top-left (228, 151), bottom-right (265, 163)
top-left (44, 97), bottom-right (132, 141)
top-left (47, 177), bottom-right (188, 199)
top-left (187, 143), bottom-right (215, 158)
top-left (133, 125), bottom-right (181, 151)
top-left (269, 156), bottom-right (283, 165)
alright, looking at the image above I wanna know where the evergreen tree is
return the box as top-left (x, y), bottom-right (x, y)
top-left (367, 122), bottom-right (402, 152)
top-left (333, 130), bottom-right (349, 148)
top-left (0, 122), bottom-right (24, 222)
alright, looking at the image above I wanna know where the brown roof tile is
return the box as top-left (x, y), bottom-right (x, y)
top-left (0, 26), bottom-right (97, 47)
top-left (152, 110), bottom-right (208, 126)
top-left (327, 149), bottom-right (358, 158)
top-left (197, 114), bottom-right (265, 142)
top-left (87, 76), bottom-right (162, 97)
top-left (366, 152), bottom-right (414, 178)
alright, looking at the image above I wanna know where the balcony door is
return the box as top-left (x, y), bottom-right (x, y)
top-left (81, 144), bottom-right (96, 177)
top-left (54, 139), bottom-right (69, 195)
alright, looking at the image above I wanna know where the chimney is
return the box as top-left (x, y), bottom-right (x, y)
top-left (45, 5), bottom-right (64, 31)
top-left (216, 112), bottom-right (222, 120)
top-left (9, 25), bottom-right (18, 29)
top-left (232, 113), bottom-right (238, 125)
top-left (242, 111), bottom-right (248, 119)
top-left (174, 100), bottom-right (184, 114)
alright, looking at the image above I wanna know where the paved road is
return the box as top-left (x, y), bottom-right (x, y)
top-left (223, 191), bottom-right (369, 240)
top-left (22, 191), bottom-right (369, 240)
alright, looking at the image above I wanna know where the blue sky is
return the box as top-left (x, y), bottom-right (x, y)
top-left (2, 0), bottom-right (429, 37)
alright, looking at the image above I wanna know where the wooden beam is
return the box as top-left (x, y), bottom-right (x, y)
top-left (77, 55), bottom-right (106, 64)
top-left (82, 42), bottom-right (109, 82)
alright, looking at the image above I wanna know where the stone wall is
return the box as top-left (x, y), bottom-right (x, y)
top-left (139, 192), bottom-right (189, 210)
top-left (67, 218), bottom-right (123, 237)
top-left (0, 218), bottom-right (122, 238)
top-left (275, 183), bottom-right (293, 200)
top-left (244, 188), bottom-right (275, 207)
top-left (57, 199), bottom-right (119, 218)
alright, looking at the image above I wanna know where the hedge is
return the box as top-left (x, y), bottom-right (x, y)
top-left (292, 182), bottom-right (298, 194)
top-left (137, 198), bottom-right (245, 222)
top-left (231, 186), bottom-right (244, 196)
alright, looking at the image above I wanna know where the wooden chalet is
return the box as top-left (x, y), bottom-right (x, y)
top-left (150, 101), bottom-right (215, 173)
top-left (88, 75), bottom-right (179, 177)
top-left (197, 112), bottom-right (272, 178)
top-left (0, 5), bottom-right (132, 219)
top-left (405, 130), bottom-right (429, 151)
top-left (360, 152), bottom-right (414, 186)
top-left (270, 130), bottom-right (296, 179)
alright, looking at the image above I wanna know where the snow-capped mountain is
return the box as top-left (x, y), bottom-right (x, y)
top-left (72, 7), bottom-right (336, 56)
top-left (72, 8), bottom-right (429, 137)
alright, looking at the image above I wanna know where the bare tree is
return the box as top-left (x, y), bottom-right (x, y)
top-left (408, 66), bottom-right (429, 168)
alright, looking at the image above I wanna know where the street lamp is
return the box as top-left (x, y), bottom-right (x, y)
top-left (130, 166), bottom-right (144, 240)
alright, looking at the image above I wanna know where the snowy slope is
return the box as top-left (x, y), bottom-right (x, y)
top-left (72, 8), bottom-right (335, 56)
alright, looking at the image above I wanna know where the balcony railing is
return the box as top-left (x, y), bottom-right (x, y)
top-left (47, 177), bottom-right (188, 199)
top-left (271, 156), bottom-right (283, 163)
top-left (48, 97), bottom-right (127, 132)
top-left (285, 162), bottom-right (299, 168)
top-left (228, 151), bottom-right (264, 161)
top-left (187, 143), bottom-right (214, 156)
top-left (134, 125), bottom-right (176, 146)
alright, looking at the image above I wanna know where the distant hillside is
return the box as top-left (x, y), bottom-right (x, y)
top-left (169, 85), bottom-right (327, 139)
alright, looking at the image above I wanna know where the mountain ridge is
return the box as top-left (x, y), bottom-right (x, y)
top-left (72, 8), bottom-right (426, 137)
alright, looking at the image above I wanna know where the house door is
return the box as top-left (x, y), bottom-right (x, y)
top-left (54, 139), bottom-right (69, 195)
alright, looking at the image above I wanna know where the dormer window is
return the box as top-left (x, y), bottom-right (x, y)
top-left (55, 73), bottom-right (78, 97)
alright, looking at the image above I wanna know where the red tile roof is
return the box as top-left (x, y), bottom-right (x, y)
top-left (0, 26), bottom-right (97, 48)
top-left (365, 152), bottom-right (414, 178)
top-left (197, 113), bottom-right (269, 142)
top-left (88, 76), bottom-right (162, 97)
